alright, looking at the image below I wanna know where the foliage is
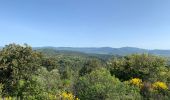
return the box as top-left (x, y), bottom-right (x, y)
top-left (18, 78), bottom-right (48, 100)
top-left (109, 54), bottom-right (168, 82)
top-left (0, 44), bottom-right (42, 96)
top-left (79, 59), bottom-right (103, 76)
top-left (36, 67), bottom-right (61, 94)
top-left (60, 92), bottom-right (79, 100)
top-left (0, 44), bottom-right (170, 99)
top-left (0, 84), bottom-right (3, 95)
top-left (152, 81), bottom-right (168, 90)
top-left (129, 78), bottom-right (143, 88)
top-left (75, 68), bottom-right (141, 100)
top-left (42, 57), bottom-right (58, 71)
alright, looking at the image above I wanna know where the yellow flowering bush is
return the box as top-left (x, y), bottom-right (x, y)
top-left (152, 81), bottom-right (168, 90)
top-left (61, 92), bottom-right (79, 100)
top-left (130, 78), bottom-right (143, 88)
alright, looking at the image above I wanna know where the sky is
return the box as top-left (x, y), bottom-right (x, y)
top-left (0, 0), bottom-right (170, 49)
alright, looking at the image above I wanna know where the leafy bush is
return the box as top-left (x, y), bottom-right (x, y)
top-left (74, 68), bottom-right (141, 100)
top-left (152, 81), bottom-right (168, 90)
top-left (1, 44), bottom-right (170, 99)
top-left (79, 59), bottom-right (103, 76)
top-left (129, 78), bottom-right (143, 88)
top-left (36, 67), bottom-right (61, 94)
top-left (0, 44), bottom-right (42, 96)
top-left (60, 92), bottom-right (79, 100)
top-left (109, 54), bottom-right (168, 82)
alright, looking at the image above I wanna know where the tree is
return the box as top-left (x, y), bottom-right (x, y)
top-left (79, 59), bottom-right (102, 76)
top-left (42, 57), bottom-right (58, 71)
top-left (0, 44), bottom-right (42, 96)
top-left (36, 67), bottom-right (61, 94)
top-left (74, 68), bottom-right (141, 100)
top-left (109, 54), bottom-right (168, 82)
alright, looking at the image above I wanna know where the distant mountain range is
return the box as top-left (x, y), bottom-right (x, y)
top-left (34, 47), bottom-right (170, 57)
top-left (1, 46), bottom-right (170, 57)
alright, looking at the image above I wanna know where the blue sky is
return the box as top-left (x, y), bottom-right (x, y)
top-left (0, 0), bottom-right (170, 49)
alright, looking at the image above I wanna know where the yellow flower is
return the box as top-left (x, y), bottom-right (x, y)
top-left (61, 92), bottom-right (79, 100)
top-left (130, 78), bottom-right (143, 88)
top-left (152, 81), bottom-right (168, 90)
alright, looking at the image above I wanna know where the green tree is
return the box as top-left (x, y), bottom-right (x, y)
top-left (17, 77), bottom-right (48, 100)
top-left (0, 44), bottom-right (42, 96)
top-left (42, 57), bottom-right (58, 71)
top-left (36, 67), bottom-right (61, 94)
top-left (75, 68), bottom-right (141, 100)
top-left (79, 59), bottom-right (102, 76)
top-left (109, 54), bottom-right (168, 82)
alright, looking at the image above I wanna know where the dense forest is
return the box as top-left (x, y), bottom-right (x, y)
top-left (0, 44), bottom-right (170, 100)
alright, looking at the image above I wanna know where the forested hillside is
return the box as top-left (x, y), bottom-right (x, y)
top-left (0, 44), bottom-right (170, 100)
top-left (34, 47), bottom-right (170, 57)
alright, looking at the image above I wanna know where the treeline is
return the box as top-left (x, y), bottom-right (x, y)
top-left (0, 44), bottom-right (170, 100)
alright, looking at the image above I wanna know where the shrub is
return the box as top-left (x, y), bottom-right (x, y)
top-left (109, 54), bottom-right (168, 82)
top-left (140, 81), bottom-right (170, 99)
top-left (60, 92), bottom-right (79, 100)
top-left (74, 68), bottom-right (141, 100)
top-left (0, 44), bottom-right (42, 96)
top-left (36, 67), bottom-right (61, 94)
top-left (152, 81), bottom-right (168, 90)
top-left (129, 78), bottom-right (143, 88)
top-left (79, 59), bottom-right (102, 76)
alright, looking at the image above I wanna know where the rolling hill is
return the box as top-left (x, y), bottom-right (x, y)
top-left (34, 47), bottom-right (170, 57)
top-left (1, 46), bottom-right (170, 57)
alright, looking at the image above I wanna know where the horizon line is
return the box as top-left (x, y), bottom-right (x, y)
top-left (1, 45), bottom-right (170, 51)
